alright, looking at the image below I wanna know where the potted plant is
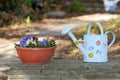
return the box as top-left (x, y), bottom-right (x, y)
top-left (15, 36), bottom-right (56, 64)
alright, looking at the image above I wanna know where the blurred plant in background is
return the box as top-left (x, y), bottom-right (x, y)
top-left (0, 0), bottom-right (45, 27)
top-left (0, 0), bottom-right (86, 27)
top-left (68, 0), bottom-right (85, 13)
top-left (23, 0), bottom-right (34, 6)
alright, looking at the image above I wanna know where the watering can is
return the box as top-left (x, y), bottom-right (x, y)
top-left (61, 22), bottom-right (115, 62)
top-left (103, 0), bottom-right (120, 12)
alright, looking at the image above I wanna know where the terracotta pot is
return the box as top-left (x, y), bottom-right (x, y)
top-left (15, 46), bottom-right (56, 64)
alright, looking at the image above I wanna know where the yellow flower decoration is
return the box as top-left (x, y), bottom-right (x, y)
top-left (75, 39), bottom-right (83, 46)
top-left (88, 53), bottom-right (94, 58)
top-left (75, 40), bottom-right (79, 46)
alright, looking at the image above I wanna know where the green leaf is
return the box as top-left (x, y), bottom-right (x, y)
top-left (14, 43), bottom-right (20, 46)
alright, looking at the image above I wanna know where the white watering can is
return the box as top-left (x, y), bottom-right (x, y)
top-left (103, 0), bottom-right (120, 12)
top-left (61, 22), bottom-right (116, 62)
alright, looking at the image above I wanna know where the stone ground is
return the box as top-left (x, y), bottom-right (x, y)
top-left (8, 59), bottom-right (120, 80)
top-left (0, 13), bottom-right (120, 80)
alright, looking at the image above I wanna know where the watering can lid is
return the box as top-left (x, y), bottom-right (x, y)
top-left (61, 25), bottom-right (72, 35)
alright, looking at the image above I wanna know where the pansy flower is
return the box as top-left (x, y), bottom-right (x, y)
top-left (40, 40), bottom-right (47, 47)
top-left (32, 36), bottom-right (38, 41)
top-left (15, 36), bottom-right (56, 48)
top-left (24, 36), bottom-right (32, 40)
top-left (20, 40), bottom-right (27, 47)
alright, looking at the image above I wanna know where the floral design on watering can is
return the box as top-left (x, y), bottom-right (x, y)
top-left (96, 40), bottom-right (101, 46)
top-left (88, 46), bottom-right (94, 50)
top-left (88, 52), bottom-right (94, 58)
top-left (61, 22), bottom-right (116, 62)
top-left (96, 50), bottom-right (102, 54)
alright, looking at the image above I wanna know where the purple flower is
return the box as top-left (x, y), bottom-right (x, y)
top-left (65, 1), bottom-right (71, 6)
top-left (20, 40), bottom-right (27, 47)
top-left (40, 40), bottom-right (47, 46)
top-left (32, 36), bottom-right (38, 41)
top-left (24, 36), bottom-right (32, 40)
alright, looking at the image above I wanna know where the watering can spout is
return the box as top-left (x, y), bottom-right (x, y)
top-left (61, 25), bottom-right (86, 54)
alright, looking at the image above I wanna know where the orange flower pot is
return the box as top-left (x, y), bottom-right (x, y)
top-left (15, 46), bottom-right (56, 64)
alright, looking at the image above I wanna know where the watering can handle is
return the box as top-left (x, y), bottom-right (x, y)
top-left (105, 31), bottom-right (116, 49)
top-left (87, 22), bottom-right (104, 35)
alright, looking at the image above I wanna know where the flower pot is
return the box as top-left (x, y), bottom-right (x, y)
top-left (15, 46), bottom-right (56, 64)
